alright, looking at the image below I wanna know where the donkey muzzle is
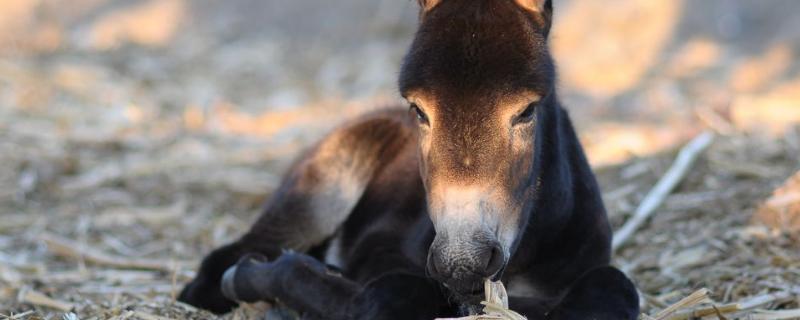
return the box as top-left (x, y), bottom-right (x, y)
top-left (426, 232), bottom-right (506, 302)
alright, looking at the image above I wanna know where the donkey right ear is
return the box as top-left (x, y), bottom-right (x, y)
top-left (418, 0), bottom-right (442, 13)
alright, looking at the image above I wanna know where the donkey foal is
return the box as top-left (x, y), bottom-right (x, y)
top-left (179, 0), bottom-right (640, 319)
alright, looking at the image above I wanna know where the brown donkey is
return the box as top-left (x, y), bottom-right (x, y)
top-left (179, 0), bottom-right (640, 319)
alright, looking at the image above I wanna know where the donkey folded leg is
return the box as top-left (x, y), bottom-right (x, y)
top-left (222, 252), bottom-right (451, 320)
top-left (222, 252), bottom-right (359, 319)
top-left (177, 169), bottom-right (358, 314)
top-left (510, 266), bottom-right (639, 320)
top-left (179, 111), bottom-right (414, 313)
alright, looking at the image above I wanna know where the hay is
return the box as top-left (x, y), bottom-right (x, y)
top-left (1, 109), bottom-right (799, 319)
top-left (613, 131), bottom-right (715, 251)
top-left (754, 171), bottom-right (800, 232)
top-left (17, 289), bottom-right (75, 313)
top-left (1, 1), bottom-right (799, 319)
top-left (436, 281), bottom-right (526, 320)
top-left (40, 233), bottom-right (187, 272)
top-left (0, 28), bottom-right (798, 318)
top-left (604, 130), bottom-right (800, 319)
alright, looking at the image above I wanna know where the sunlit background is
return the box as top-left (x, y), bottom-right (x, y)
top-left (1, 0), bottom-right (799, 319)
top-left (2, 0), bottom-right (799, 164)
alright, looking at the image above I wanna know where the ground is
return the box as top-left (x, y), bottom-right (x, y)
top-left (0, 0), bottom-right (799, 319)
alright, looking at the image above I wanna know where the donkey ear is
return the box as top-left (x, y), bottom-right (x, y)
top-left (514, 0), bottom-right (551, 13)
top-left (418, 0), bottom-right (442, 12)
top-left (514, 0), bottom-right (553, 35)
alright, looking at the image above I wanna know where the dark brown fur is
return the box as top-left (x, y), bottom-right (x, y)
top-left (179, 1), bottom-right (640, 319)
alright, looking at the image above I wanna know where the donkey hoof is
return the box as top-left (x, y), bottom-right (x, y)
top-left (221, 254), bottom-right (272, 303)
top-left (221, 265), bottom-right (241, 302)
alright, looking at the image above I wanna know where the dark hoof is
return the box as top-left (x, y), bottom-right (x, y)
top-left (221, 265), bottom-right (241, 301)
top-left (220, 254), bottom-right (271, 303)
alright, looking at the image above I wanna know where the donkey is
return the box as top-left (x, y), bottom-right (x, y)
top-left (179, 0), bottom-right (639, 319)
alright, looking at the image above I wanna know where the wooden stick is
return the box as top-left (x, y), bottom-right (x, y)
top-left (651, 290), bottom-right (795, 320)
top-left (737, 291), bottom-right (794, 310)
top-left (664, 303), bottom-right (740, 320)
top-left (612, 132), bottom-right (714, 252)
top-left (18, 288), bottom-right (74, 312)
top-left (751, 308), bottom-right (800, 320)
top-left (134, 311), bottom-right (175, 320)
top-left (41, 233), bottom-right (184, 272)
top-left (651, 288), bottom-right (710, 320)
top-left (7, 310), bottom-right (34, 319)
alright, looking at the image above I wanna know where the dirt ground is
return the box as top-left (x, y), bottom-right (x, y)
top-left (1, 0), bottom-right (799, 319)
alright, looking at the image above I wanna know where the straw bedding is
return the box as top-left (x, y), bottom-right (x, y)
top-left (1, 113), bottom-right (798, 319)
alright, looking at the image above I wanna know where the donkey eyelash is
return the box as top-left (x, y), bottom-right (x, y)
top-left (409, 103), bottom-right (430, 125)
top-left (513, 103), bottom-right (537, 125)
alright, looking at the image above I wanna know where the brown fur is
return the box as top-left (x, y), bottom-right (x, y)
top-left (179, 1), bottom-right (639, 319)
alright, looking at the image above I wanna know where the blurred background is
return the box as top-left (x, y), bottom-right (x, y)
top-left (1, 0), bottom-right (799, 319)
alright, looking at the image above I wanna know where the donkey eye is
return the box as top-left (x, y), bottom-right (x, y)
top-left (514, 103), bottom-right (537, 125)
top-left (409, 103), bottom-right (429, 125)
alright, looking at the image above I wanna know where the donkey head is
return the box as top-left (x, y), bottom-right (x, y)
top-left (399, 0), bottom-right (556, 304)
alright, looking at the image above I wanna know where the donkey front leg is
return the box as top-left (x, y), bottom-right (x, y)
top-left (177, 173), bottom-right (355, 314)
top-left (510, 266), bottom-right (639, 320)
top-left (222, 252), bottom-right (359, 319)
top-left (222, 252), bottom-right (453, 320)
top-left (178, 111), bottom-right (412, 313)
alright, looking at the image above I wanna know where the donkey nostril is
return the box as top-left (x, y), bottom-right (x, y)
top-left (482, 244), bottom-right (505, 278)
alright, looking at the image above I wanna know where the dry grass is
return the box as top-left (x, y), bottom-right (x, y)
top-left (1, 108), bottom-right (798, 319)
top-left (1, 1), bottom-right (800, 319)
top-left (603, 130), bottom-right (800, 319)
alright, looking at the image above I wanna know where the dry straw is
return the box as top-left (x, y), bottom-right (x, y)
top-left (437, 280), bottom-right (526, 320)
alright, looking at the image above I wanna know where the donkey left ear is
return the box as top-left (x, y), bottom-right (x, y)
top-left (514, 0), bottom-right (551, 13)
top-left (514, 0), bottom-right (553, 35)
